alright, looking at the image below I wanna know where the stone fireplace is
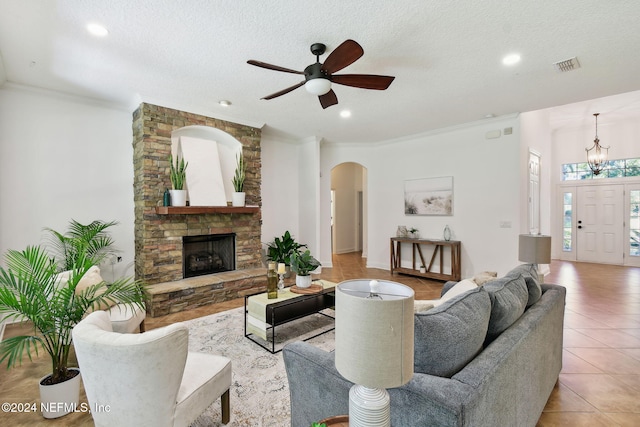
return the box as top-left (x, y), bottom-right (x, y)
top-left (132, 103), bottom-right (265, 316)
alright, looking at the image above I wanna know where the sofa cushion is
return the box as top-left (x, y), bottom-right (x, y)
top-left (507, 264), bottom-right (542, 307)
top-left (483, 274), bottom-right (528, 344)
top-left (414, 286), bottom-right (491, 377)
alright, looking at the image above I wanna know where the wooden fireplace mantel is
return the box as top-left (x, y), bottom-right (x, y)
top-left (155, 206), bottom-right (260, 215)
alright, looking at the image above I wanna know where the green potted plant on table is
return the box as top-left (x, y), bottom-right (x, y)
top-left (169, 153), bottom-right (188, 206)
top-left (231, 151), bottom-right (246, 207)
top-left (290, 249), bottom-right (321, 289)
top-left (266, 231), bottom-right (306, 278)
top-left (0, 220), bottom-right (146, 419)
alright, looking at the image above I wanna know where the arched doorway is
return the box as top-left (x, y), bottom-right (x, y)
top-left (330, 162), bottom-right (367, 257)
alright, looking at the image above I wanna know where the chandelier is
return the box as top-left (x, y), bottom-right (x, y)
top-left (585, 113), bottom-right (609, 175)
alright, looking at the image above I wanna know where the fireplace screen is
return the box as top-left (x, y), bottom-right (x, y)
top-left (182, 233), bottom-right (235, 278)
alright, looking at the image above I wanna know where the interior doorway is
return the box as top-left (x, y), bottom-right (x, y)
top-left (330, 163), bottom-right (367, 257)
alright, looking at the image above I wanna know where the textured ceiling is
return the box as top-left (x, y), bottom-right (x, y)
top-left (1, 0), bottom-right (639, 143)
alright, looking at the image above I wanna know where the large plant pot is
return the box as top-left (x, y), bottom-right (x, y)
top-left (170, 189), bottom-right (187, 207)
top-left (232, 191), bottom-right (246, 207)
top-left (39, 368), bottom-right (81, 419)
top-left (296, 274), bottom-right (312, 288)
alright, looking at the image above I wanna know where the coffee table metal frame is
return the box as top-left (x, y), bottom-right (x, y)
top-left (244, 284), bottom-right (335, 353)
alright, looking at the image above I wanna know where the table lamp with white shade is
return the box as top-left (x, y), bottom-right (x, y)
top-left (518, 234), bottom-right (552, 282)
top-left (335, 279), bottom-right (414, 427)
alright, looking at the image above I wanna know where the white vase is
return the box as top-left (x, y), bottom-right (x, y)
top-left (170, 189), bottom-right (187, 207)
top-left (39, 368), bottom-right (81, 419)
top-left (232, 192), bottom-right (246, 207)
top-left (296, 274), bottom-right (312, 288)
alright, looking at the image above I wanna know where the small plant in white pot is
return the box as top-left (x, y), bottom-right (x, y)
top-left (289, 249), bottom-right (321, 288)
top-left (169, 153), bottom-right (188, 206)
top-left (231, 151), bottom-right (246, 207)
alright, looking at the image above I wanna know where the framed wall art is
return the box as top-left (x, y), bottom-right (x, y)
top-left (404, 176), bottom-right (453, 215)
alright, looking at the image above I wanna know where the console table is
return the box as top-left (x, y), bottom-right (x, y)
top-left (390, 237), bottom-right (461, 281)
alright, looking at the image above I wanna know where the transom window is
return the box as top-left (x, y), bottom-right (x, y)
top-left (562, 158), bottom-right (640, 181)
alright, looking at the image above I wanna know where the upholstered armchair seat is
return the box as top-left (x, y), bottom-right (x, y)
top-left (72, 310), bottom-right (231, 427)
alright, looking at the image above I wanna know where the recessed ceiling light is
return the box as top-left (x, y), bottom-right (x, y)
top-left (219, 100), bottom-right (231, 107)
top-left (87, 23), bottom-right (109, 37)
top-left (340, 110), bottom-right (351, 118)
top-left (502, 54), bottom-right (521, 66)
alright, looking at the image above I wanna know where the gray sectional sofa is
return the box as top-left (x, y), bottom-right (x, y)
top-left (283, 264), bottom-right (566, 426)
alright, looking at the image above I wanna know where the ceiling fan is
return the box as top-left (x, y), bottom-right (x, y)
top-left (247, 39), bottom-right (395, 109)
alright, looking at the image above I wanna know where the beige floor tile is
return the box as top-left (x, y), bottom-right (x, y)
top-left (559, 373), bottom-right (640, 412)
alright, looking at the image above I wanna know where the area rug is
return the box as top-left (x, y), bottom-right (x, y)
top-left (187, 307), bottom-right (335, 427)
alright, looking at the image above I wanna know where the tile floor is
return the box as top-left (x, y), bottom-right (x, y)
top-left (1, 253), bottom-right (639, 426)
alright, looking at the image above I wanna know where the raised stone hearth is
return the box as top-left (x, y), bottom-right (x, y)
top-left (132, 103), bottom-right (264, 316)
top-left (145, 268), bottom-right (266, 317)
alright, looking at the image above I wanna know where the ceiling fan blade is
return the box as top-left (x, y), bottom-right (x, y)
top-left (332, 74), bottom-right (395, 90)
top-left (322, 40), bottom-right (364, 74)
top-left (247, 60), bottom-right (304, 75)
top-left (261, 81), bottom-right (305, 100)
top-left (319, 90), bottom-right (338, 109)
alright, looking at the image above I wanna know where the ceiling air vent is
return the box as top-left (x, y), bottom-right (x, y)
top-left (553, 57), bottom-right (580, 72)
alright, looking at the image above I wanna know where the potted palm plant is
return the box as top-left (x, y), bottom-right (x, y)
top-left (266, 231), bottom-right (306, 278)
top-left (289, 249), bottom-right (321, 288)
top-left (231, 151), bottom-right (246, 207)
top-left (169, 153), bottom-right (188, 206)
top-left (0, 220), bottom-right (146, 419)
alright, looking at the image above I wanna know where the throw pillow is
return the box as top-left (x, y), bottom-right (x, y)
top-left (473, 271), bottom-right (498, 285)
top-left (75, 266), bottom-right (115, 311)
top-left (482, 274), bottom-right (528, 344)
top-left (440, 279), bottom-right (477, 302)
top-left (414, 286), bottom-right (491, 378)
top-left (506, 264), bottom-right (542, 307)
top-left (413, 301), bottom-right (435, 313)
top-left (420, 279), bottom-right (477, 312)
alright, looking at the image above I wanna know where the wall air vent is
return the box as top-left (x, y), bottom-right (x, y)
top-left (553, 57), bottom-right (580, 73)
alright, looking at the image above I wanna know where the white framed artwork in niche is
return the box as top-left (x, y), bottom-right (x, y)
top-left (404, 176), bottom-right (453, 216)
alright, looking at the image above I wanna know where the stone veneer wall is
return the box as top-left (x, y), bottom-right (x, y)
top-left (132, 103), bottom-right (263, 287)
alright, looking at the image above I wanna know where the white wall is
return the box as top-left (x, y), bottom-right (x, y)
top-left (320, 115), bottom-right (526, 278)
top-left (259, 127), bottom-right (301, 248)
top-left (0, 85), bottom-right (135, 280)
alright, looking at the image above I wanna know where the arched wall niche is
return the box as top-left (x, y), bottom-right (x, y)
top-left (171, 125), bottom-right (242, 204)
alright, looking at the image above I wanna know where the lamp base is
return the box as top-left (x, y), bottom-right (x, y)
top-left (348, 385), bottom-right (390, 427)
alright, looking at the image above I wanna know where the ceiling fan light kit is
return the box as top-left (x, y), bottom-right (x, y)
top-left (305, 79), bottom-right (332, 95)
top-left (247, 39), bottom-right (395, 109)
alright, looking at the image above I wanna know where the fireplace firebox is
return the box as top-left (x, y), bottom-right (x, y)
top-left (182, 234), bottom-right (235, 278)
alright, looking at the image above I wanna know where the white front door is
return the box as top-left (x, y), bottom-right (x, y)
top-left (576, 184), bottom-right (624, 264)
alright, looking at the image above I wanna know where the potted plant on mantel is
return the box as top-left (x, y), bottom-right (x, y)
top-left (169, 153), bottom-right (188, 206)
top-left (231, 151), bottom-right (246, 207)
top-left (266, 231), bottom-right (306, 278)
top-left (290, 249), bottom-right (321, 289)
top-left (0, 220), bottom-right (146, 419)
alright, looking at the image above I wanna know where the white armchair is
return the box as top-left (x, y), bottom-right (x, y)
top-left (72, 310), bottom-right (232, 426)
